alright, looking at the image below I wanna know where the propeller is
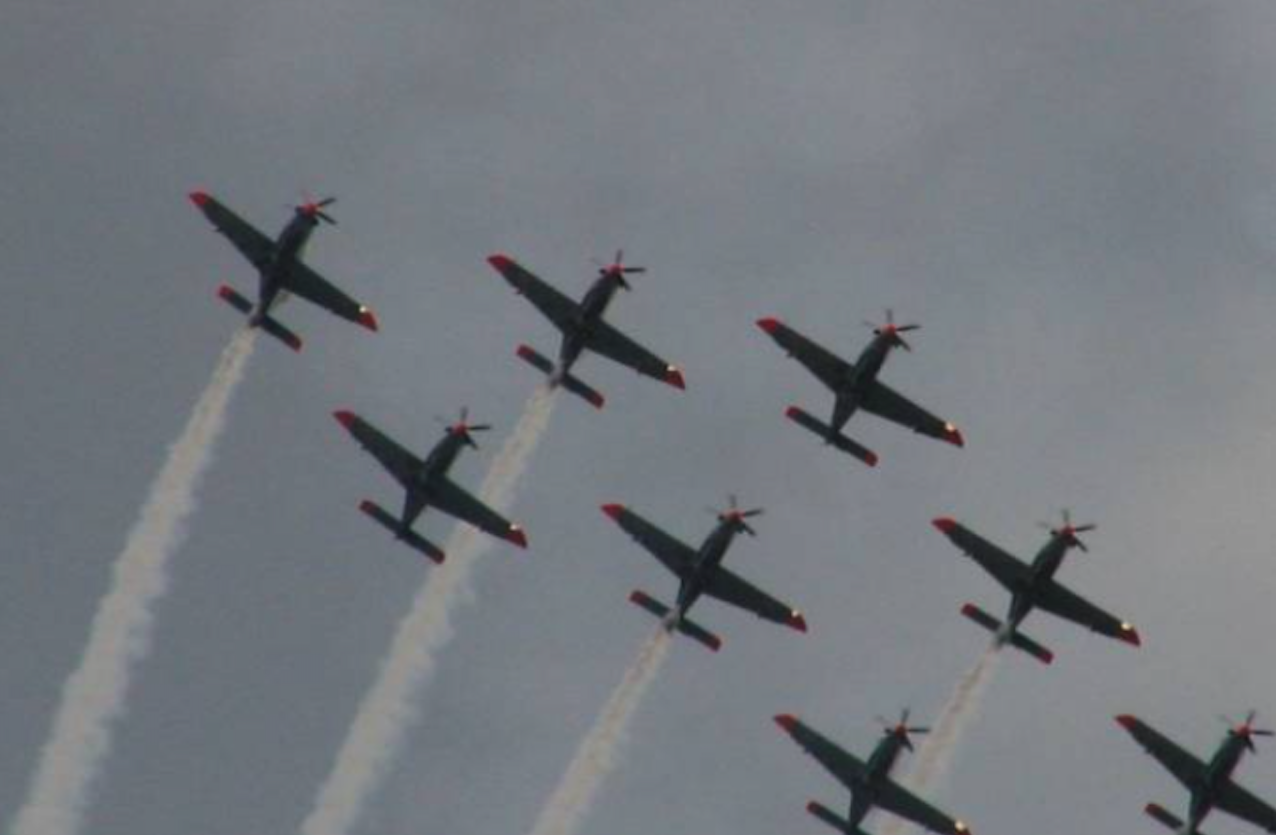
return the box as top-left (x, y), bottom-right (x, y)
top-left (437, 406), bottom-right (491, 448)
top-left (296, 192), bottom-right (338, 225)
top-left (592, 249), bottom-right (646, 290)
top-left (706, 494), bottom-right (763, 536)
top-left (874, 708), bottom-right (931, 751)
top-left (1220, 711), bottom-right (1275, 753)
top-left (863, 308), bottom-right (920, 352)
top-left (1036, 509), bottom-right (1096, 552)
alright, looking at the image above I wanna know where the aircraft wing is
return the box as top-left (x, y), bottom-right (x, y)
top-left (488, 254), bottom-right (580, 333)
top-left (932, 519), bottom-right (1030, 593)
top-left (428, 477), bottom-right (523, 546)
top-left (1036, 579), bottom-right (1138, 644)
top-left (284, 262), bottom-right (377, 329)
top-left (585, 319), bottom-right (683, 386)
top-left (704, 567), bottom-right (804, 629)
top-left (757, 318), bottom-right (852, 392)
top-left (602, 505), bottom-right (697, 579)
top-left (861, 380), bottom-right (958, 444)
top-left (775, 716), bottom-right (867, 788)
top-left (335, 411), bottom-right (421, 489)
top-left (874, 777), bottom-right (970, 835)
top-left (190, 191), bottom-right (274, 268)
top-left (1217, 780), bottom-right (1276, 832)
top-left (1115, 716), bottom-right (1208, 790)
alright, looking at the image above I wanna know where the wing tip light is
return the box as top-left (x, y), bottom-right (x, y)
top-left (1118, 622), bottom-right (1142, 647)
top-left (943, 422), bottom-right (965, 448)
top-left (507, 525), bottom-right (529, 549)
top-left (787, 611), bottom-right (808, 633)
top-left (664, 366), bottom-right (686, 390)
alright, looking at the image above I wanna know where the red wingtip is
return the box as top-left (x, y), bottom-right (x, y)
top-left (506, 525), bottom-right (529, 549)
top-left (756, 317), bottom-right (782, 334)
top-left (773, 714), bottom-right (800, 734)
top-left (664, 366), bottom-right (686, 390)
top-left (358, 307), bottom-right (379, 333)
top-left (787, 611), bottom-right (808, 633)
top-left (1115, 714), bottom-right (1139, 731)
top-left (1118, 624), bottom-right (1142, 647)
top-left (333, 410), bottom-right (358, 430)
top-left (188, 190), bottom-right (211, 207)
top-left (932, 517), bottom-right (959, 535)
top-left (943, 423), bottom-right (965, 448)
top-left (487, 254), bottom-right (514, 272)
top-left (601, 503), bottom-right (626, 522)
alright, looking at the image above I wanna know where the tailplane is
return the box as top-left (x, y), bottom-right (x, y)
top-left (218, 285), bottom-right (302, 351)
top-left (1144, 803), bottom-right (1194, 834)
top-left (358, 500), bottom-right (445, 564)
top-left (805, 801), bottom-right (868, 835)
top-left (960, 603), bottom-right (1053, 664)
top-left (628, 590), bottom-right (721, 651)
top-left (516, 344), bottom-right (604, 408)
top-left (784, 406), bottom-right (877, 467)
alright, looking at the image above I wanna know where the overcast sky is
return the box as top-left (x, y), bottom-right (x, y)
top-left (6, 0), bottom-right (1276, 833)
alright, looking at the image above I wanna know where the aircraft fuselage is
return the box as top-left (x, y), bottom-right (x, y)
top-left (672, 519), bottom-right (742, 618)
top-left (842, 732), bottom-right (908, 828)
top-left (1185, 733), bottom-right (1250, 831)
top-left (250, 210), bottom-right (318, 324)
top-left (397, 430), bottom-right (470, 532)
top-left (555, 272), bottom-right (624, 377)
top-left (830, 334), bottom-right (895, 435)
top-left (1001, 533), bottom-right (1074, 635)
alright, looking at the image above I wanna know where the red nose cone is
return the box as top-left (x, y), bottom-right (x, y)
top-left (787, 611), bottom-right (808, 633)
top-left (333, 410), bottom-right (358, 430)
top-left (506, 526), bottom-right (528, 549)
top-left (756, 317), bottom-right (782, 335)
top-left (358, 308), bottom-right (379, 332)
top-left (932, 517), bottom-right (959, 535)
top-left (774, 714), bottom-right (800, 734)
top-left (188, 190), bottom-right (211, 207)
top-left (664, 366), bottom-right (686, 390)
top-left (601, 503), bottom-right (626, 522)
top-left (1115, 714), bottom-right (1139, 731)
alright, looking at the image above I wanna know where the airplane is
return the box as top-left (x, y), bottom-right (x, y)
top-left (487, 251), bottom-right (685, 408)
top-left (755, 311), bottom-right (963, 466)
top-left (332, 407), bottom-right (527, 562)
top-left (599, 496), bottom-right (806, 651)
top-left (1115, 711), bottom-right (1276, 834)
top-left (189, 190), bottom-right (379, 350)
top-left (774, 709), bottom-right (972, 835)
top-left (931, 511), bottom-right (1140, 664)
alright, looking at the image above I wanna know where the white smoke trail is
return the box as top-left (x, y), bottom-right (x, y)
top-left (301, 386), bottom-right (556, 835)
top-left (528, 628), bottom-right (672, 835)
top-left (11, 329), bottom-right (257, 835)
top-left (878, 647), bottom-right (1001, 835)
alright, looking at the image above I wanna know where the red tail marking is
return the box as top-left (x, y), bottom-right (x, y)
top-left (932, 517), bottom-right (959, 535)
top-left (601, 504), bottom-right (626, 522)
top-left (188, 190), bottom-right (211, 207)
top-left (773, 714), bottom-right (800, 734)
top-left (756, 317), bottom-right (782, 335)
top-left (333, 410), bottom-right (358, 431)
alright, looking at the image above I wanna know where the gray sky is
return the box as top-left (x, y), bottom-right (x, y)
top-left (5, 0), bottom-right (1276, 833)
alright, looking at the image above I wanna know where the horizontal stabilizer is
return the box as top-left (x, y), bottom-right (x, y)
top-left (1144, 803), bottom-right (1187, 832)
top-left (784, 407), bottom-right (877, 467)
top-left (218, 285), bottom-right (302, 350)
top-left (359, 500), bottom-right (445, 563)
top-left (516, 344), bottom-right (604, 408)
top-left (629, 591), bottom-right (721, 651)
top-left (960, 604), bottom-right (1052, 664)
top-left (806, 801), bottom-right (865, 835)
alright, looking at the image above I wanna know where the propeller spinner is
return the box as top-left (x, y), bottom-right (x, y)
top-left (297, 192), bottom-right (338, 225)
top-left (875, 708), bottom-right (931, 751)
top-left (863, 308), bottom-right (920, 352)
top-left (593, 249), bottom-right (646, 289)
top-left (707, 494), bottom-right (763, 536)
top-left (438, 406), bottom-right (491, 448)
top-left (1037, 509), bottom-right (1096, 552)
top-left (1222, 711), bottom-right (1275, 752)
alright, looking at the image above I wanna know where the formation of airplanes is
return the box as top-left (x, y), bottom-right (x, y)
top-left (186, 193), bottom-right (1275, 835)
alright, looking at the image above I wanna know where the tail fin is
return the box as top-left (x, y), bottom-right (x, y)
top-left (960, 603), bottom-right (1053, 664)
top-left (784, 407), bottom-right (877, 467)
top-left (358, 500), bottom-right (445, 564)
top-left (218, 285), bottom-right (302, 351)
top-left (629, 591), bottom-right (721, 651)
top-left (516, 344), bottom-right (604, 408)
top-left (1144, 803), bottom-right (1188, 832)
top-left (805, 801), bottom-right (867, 835)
